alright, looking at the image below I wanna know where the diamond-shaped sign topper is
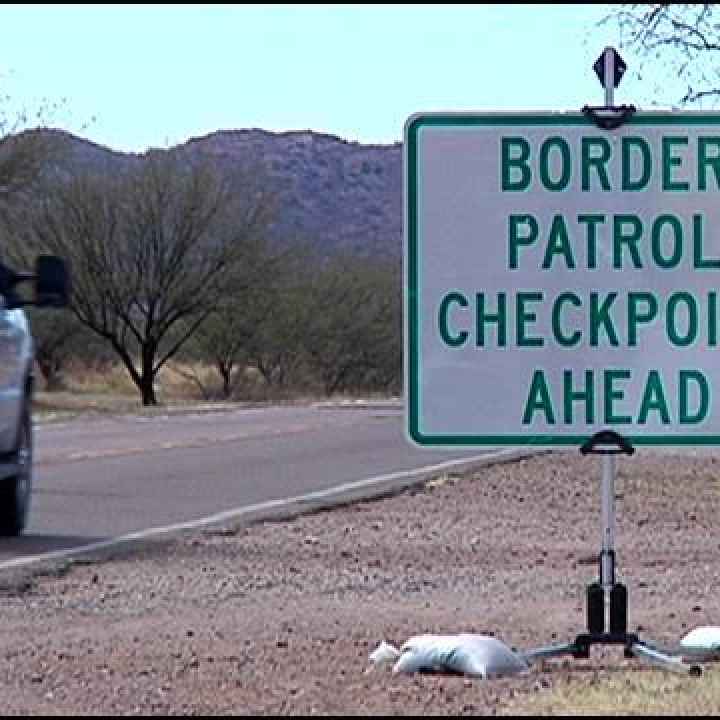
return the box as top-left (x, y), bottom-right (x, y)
top-left (593, 47), bottom-right (627, 89)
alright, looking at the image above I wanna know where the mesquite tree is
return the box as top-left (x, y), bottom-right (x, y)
top-left (29, 150), bottom-right (276, 405)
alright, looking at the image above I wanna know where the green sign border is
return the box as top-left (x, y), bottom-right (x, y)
top-left (405, 111), bottom-right (720, 447)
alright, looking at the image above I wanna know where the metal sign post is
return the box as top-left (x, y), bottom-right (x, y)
top-left (524, 49), bottom-right (701, 676)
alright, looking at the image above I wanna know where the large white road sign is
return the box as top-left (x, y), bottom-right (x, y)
top-left (405, 113), bottom-right (720, 446)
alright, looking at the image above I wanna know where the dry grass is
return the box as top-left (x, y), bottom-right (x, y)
top-left (33, 361), bottom-right (222, 420)
top-left (33, 359), bottom-right (395, 417)
top-left (507, 665), bottom-right (720, 715)
top-left (57, 360), bottom-right (210, 399)
top-left (61, 363), bottom-right (139, 396)
top-left (31, 361), bottom-right (374, 420)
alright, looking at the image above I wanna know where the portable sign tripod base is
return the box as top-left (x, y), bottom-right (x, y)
top-left (522, 47), bottom-right (702, 678)
top-left (524, 431), bottom-right (702, 677)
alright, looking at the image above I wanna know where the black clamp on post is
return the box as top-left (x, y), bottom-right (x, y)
top-left (580, 429), bottom-right (636, 456)
top-left (582, 104), bottom-right (637, 131)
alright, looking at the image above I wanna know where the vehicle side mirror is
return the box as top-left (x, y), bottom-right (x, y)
top-left (35, 255), bottom-right (70, 308)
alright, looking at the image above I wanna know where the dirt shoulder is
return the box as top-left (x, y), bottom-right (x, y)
top-left (0, 450), bottom-right (718, 715)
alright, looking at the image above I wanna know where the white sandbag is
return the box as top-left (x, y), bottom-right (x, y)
top-left (391, 634), bottom-right (457, 674)
top-left (369, 640), bottom-right (401, 666)
top-left (449, 635), bottom-right (529, 678)
top-left (382, 633), bottom-right (528, 678)
top-left (680, 626), bottom-right (720, 657)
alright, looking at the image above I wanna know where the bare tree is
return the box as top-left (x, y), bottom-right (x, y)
top-left (605, 4), bottom-right (720, 106)
top-left (25, 308), bottom-right (88, 391)
top-left (173, 239), bottom-right (317, 400)
top-left (302, 255), bottom-right (400, 397)
top-left (30, 151), bottom-right (276, 405)
top-left (0, 95), bottom-right (86, 396)
top-left (247, 284), bottom-right (311, 391)
top-left (0, 114), bottom-right (69, 234)
top-left (173, 290), bottom-right (271, 401)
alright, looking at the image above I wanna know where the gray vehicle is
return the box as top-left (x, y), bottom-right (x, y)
top-left (0, 255), bottom-right (69, 535)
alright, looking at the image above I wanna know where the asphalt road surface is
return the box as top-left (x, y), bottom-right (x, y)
top-left (0, 403), bottom-right (499, 565)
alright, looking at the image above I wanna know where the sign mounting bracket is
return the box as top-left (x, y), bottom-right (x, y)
top-left (582, 46), bottom-right (636, 130)
top-left (581, 104), bottom-right (636, 130)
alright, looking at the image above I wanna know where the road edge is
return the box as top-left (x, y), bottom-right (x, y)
top-left (0, 447), bottom-right (547, 585)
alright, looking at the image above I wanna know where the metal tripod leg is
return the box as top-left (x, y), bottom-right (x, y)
top-left (630, 642), bottom-right (703, 676)
top-left (522, 642), bottom-right (578, 664)
top-left (524, 639), bottom-right (702, 676)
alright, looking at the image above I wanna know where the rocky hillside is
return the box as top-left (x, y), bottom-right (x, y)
top-left (48, 128), bottom-right (403, 260)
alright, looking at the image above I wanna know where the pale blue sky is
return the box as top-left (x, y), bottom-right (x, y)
top-left (0, 4), bottom-right (663, 153)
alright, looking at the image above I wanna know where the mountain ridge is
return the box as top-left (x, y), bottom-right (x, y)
top-left (44, 127), bottom-right (403, 259)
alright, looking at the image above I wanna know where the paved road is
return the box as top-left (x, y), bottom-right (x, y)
top-left (0, 404), bottom-right (499, 564)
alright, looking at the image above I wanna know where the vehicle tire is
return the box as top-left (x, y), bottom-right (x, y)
top-left (0, 403), bottom-right (32, 536)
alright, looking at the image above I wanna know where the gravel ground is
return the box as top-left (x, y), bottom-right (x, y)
top-left (0, 449), bottom-right (718, 715)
